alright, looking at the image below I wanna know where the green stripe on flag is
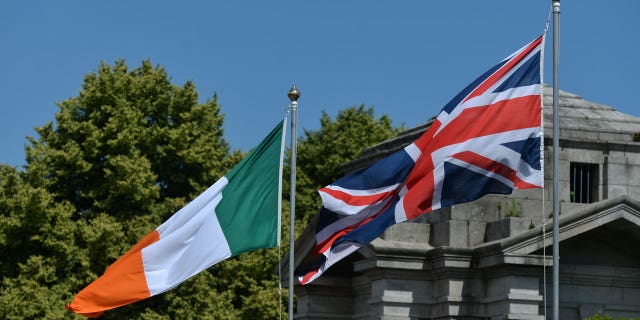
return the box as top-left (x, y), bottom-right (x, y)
top-left (217, 120), bottom-right (284, 255)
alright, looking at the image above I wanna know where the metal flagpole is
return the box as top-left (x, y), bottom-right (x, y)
top-left (552, 1), bottom-right (561, 320)
top-left (287, 85), bottom-right (300, 320)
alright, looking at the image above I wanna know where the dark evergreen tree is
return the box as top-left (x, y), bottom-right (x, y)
top-left (0, 60), bottom-right (401, 319)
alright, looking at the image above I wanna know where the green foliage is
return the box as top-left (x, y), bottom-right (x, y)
top-left (0, 60), bottom-right (402, 319)
top-left (505, 199), bottom-right (524, 218)
top-left (0, 165), bottom-right (82, 319)
top-left (26, 60), bottom-right (239, 219)
top-left (585, 312), bottom-right (639, 320)
top-left (0, 60), bottom-right (250, 319)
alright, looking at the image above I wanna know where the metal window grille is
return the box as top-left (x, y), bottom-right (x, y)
top-left (570, 162), bottom-right (598, 203)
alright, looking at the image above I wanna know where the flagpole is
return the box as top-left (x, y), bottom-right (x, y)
top-left (287, 85), bottom-right (300, 320)
top-left (552, 1), bottom-right (561, 320)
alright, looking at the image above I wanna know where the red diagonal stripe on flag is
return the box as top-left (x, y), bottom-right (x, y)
top-left (319, 187), bottom-right (396, 207)
top-left (451, 151), bottom-right (540, 189)
top-left (430, 95), bottom-right (541, 151)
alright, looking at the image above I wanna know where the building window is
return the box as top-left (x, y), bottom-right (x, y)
top-left (570, 162), bottom-right (598, 203)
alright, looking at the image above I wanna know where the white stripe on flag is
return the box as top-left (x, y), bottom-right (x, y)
top-left (142, 177), bottom-right (232, 296)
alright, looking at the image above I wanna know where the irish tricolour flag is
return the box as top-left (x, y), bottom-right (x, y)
top-left (66, 120), bottom-right (286, 318)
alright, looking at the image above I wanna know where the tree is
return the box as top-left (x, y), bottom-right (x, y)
top-left (2, 60), bottom-right (255, 319)
top-left (0, 164), bottom-right (80, 319)
top-left (0, 59), bottom-right (404, 319)
top-left (26, 60), bottom-right (238, 219)
top-left (292, 105), bottom-right (403, 221)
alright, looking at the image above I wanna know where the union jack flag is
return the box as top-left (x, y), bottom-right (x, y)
top-left (298, 35), bottom-right (545, 285)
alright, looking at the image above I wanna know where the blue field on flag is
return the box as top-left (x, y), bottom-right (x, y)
top-left (299, 35), bottom-right (545, 285)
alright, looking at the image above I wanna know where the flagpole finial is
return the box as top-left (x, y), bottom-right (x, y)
top-left (288, 85), bottom-right (300, 102)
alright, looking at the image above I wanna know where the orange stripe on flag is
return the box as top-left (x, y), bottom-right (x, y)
top-left (66, 230), bottom-right (160, 318)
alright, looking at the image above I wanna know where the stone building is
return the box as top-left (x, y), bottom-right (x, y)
top-left (282, 87), bottom-right (640, 319)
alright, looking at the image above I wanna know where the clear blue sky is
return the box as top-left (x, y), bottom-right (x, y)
top-left (1, 1), bottom-right (638, 167)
